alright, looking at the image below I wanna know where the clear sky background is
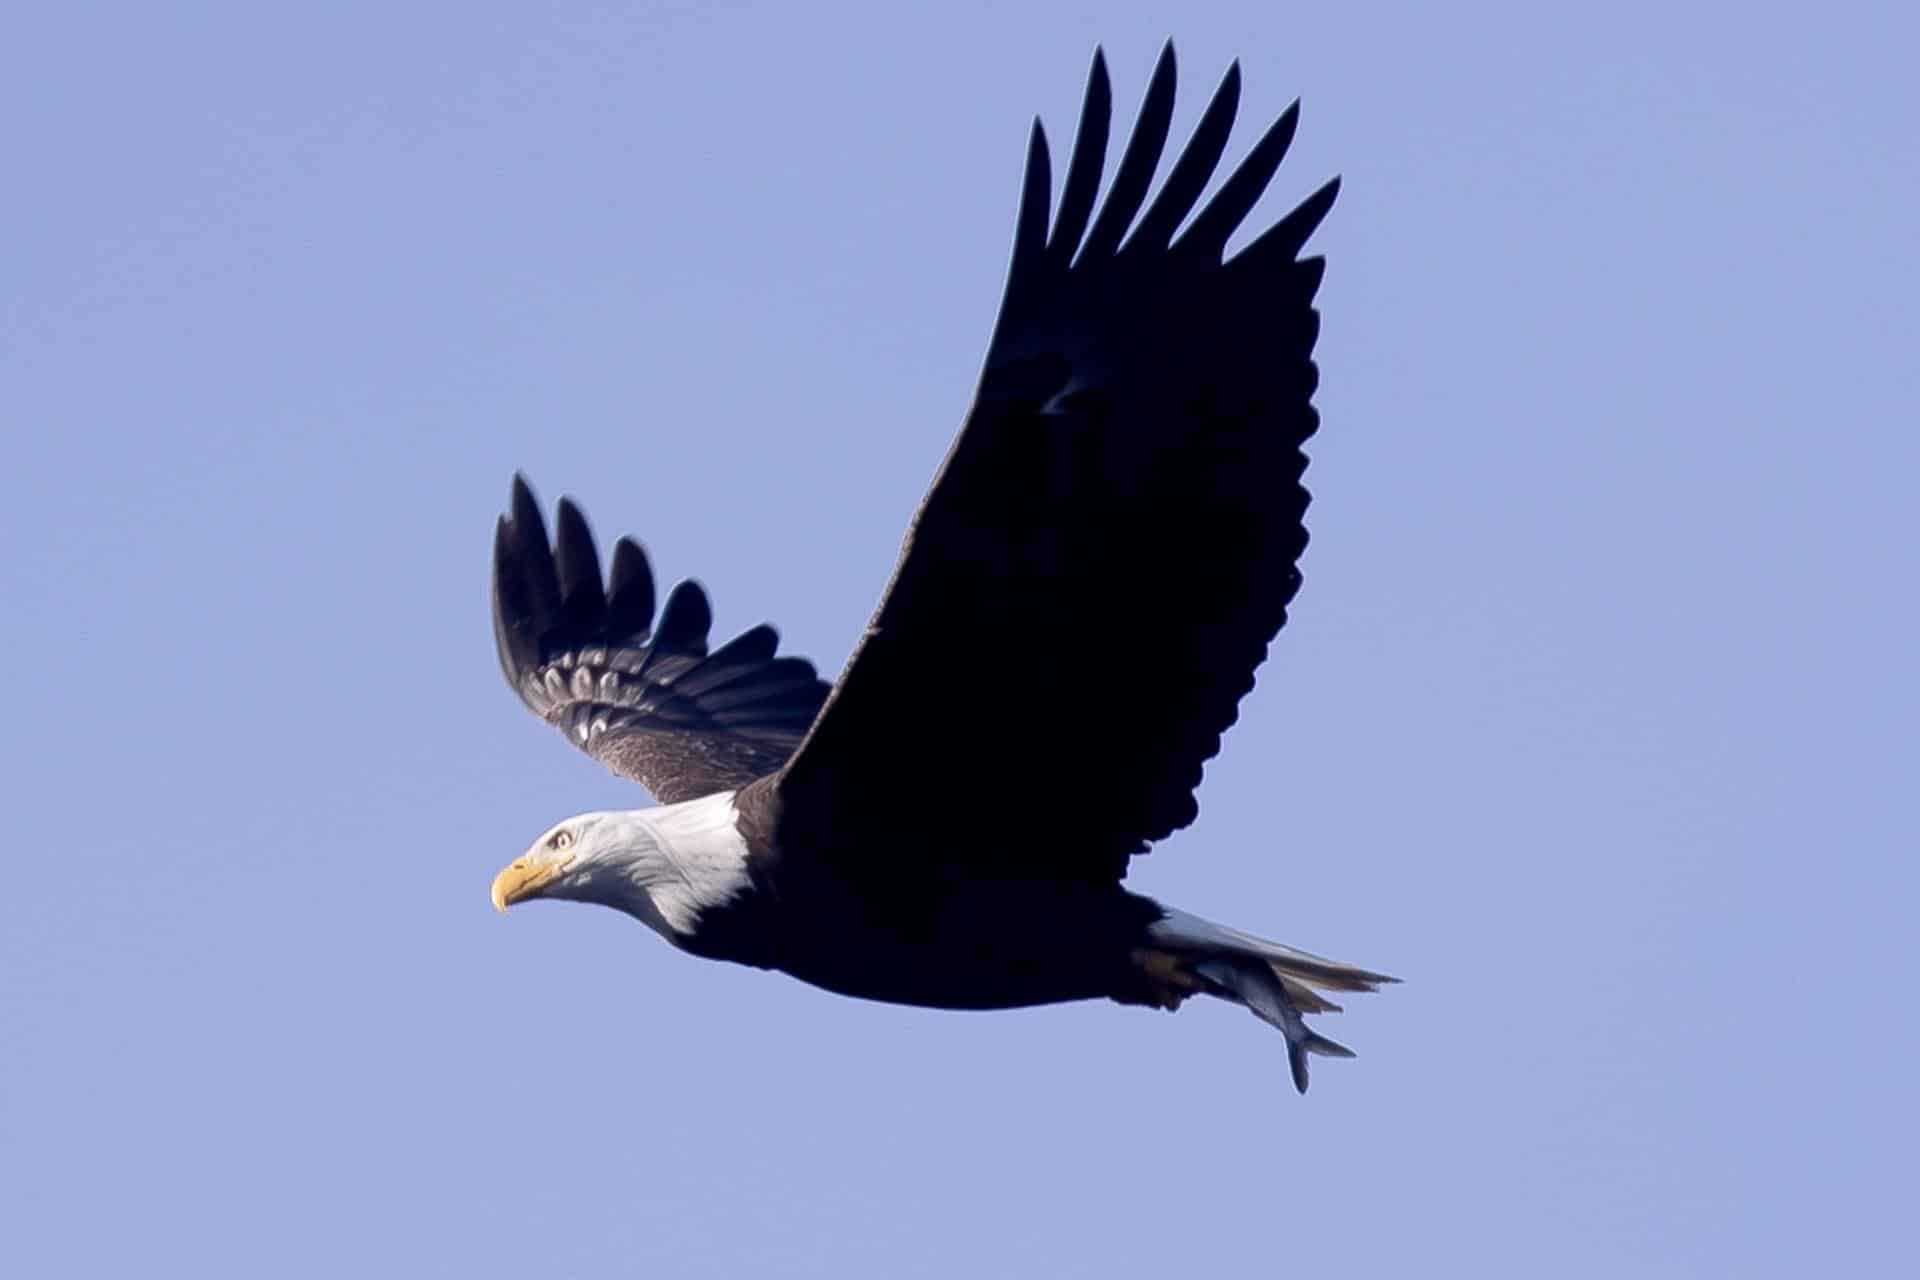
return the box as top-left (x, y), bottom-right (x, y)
top-left (4, 2), bottom-right (1914, 1275)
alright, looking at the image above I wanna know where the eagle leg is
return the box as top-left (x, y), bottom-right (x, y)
top-left (1127, 948), bottom-right (1204, 1011)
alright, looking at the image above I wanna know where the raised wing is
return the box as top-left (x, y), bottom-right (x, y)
top-left (779, 45), bottom-right (1337, 885)
top-left (493, 476), bottom-right (831, 803)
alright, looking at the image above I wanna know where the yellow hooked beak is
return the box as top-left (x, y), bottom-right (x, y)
top-left (490, 855), bottom-right (568, 912)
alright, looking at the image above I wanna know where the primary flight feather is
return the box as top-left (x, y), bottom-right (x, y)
top-left (489, 44), bottom-right (1395, 1093)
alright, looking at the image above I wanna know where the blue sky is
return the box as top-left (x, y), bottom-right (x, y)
top-left (4, 2), bottom-right (1914, 1274)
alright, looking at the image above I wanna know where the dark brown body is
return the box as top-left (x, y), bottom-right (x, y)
top-left (680, 776), bottom-right (1165, 1011)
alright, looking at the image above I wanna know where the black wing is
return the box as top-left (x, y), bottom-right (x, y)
top-left (493, 476), bottom-right (831, 804)
top-left (778, 45), bottom-right (1337, 886)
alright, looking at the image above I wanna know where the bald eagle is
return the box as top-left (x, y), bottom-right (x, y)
top-left (489, 44), bottom-right (1395, 1092)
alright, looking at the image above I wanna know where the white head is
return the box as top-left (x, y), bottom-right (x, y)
top-left (490, 810), bottom-right (680, 936)
top-left (490, 796), bottom-right (751, 940)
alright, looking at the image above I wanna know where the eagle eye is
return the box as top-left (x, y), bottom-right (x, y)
top-left (549, 829), bottom-right (574, 852)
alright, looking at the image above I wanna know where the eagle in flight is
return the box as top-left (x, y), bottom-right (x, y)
top-left (489, 44), bottom-right (1395, 1092)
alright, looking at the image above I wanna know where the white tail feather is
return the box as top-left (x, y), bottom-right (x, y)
top-left (1148, 906), bottom-right (1398, 994)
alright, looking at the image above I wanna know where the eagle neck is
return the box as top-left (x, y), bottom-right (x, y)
top-left (610, 791), bottom-right (753, 940)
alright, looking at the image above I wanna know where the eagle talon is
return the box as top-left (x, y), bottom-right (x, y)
top-left (1133, 948), bottom-right (1201, 1010)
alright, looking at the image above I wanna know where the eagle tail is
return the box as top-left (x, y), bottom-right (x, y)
top-left (1147, 905), bottom-right (1396, 1094)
